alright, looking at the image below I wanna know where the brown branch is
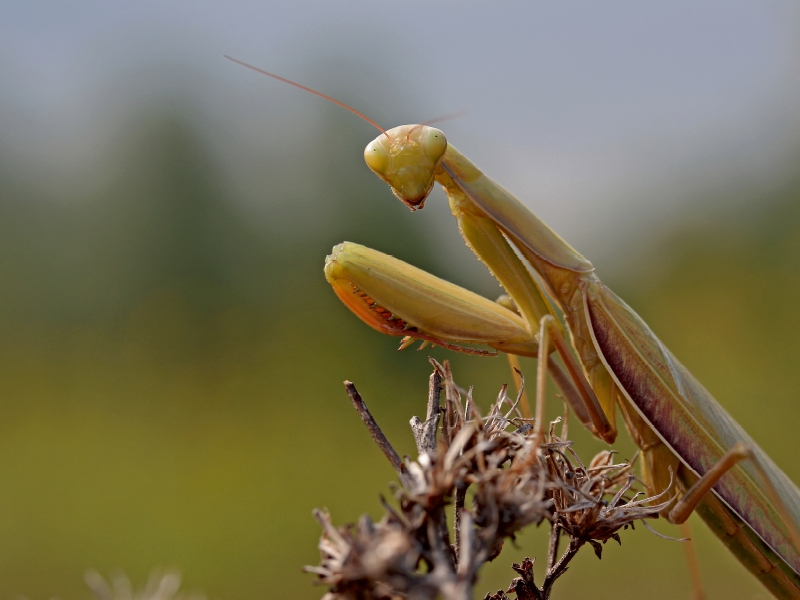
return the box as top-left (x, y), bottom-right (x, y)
top-left (453, 482), bottom-right (468, 563)
top-left (540, 538), bottom-right (583, 598)
top-left (546, 521), bottom-right (561, 572)
top-left (411, 367), bottom-right (442, 456)
top-left (344, 381), bottom-right (405, 477)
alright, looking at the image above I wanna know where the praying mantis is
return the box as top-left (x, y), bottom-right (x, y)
top-left (226, 56), bottom-right (800, 598)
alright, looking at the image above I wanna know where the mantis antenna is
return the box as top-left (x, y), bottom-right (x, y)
top-left (223, 55), bottom-right (390, 139)
top-left (419, 110), bottom-right (468, 126)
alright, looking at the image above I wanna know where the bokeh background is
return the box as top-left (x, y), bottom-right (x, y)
top-left (2, 2), bottom-right (800, 599)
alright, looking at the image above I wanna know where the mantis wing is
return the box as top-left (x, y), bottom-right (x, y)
top-left (586, 280), bottom-right (800, 576)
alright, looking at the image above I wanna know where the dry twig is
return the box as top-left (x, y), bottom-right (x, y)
top-left (306, 359), bottom-right (671, 600)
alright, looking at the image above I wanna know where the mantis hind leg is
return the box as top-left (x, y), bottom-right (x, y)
top-left (673, 443), bottom-right (800, 598)
top-left (670, 442), bottom-right (800, 563)
top-left (641, 444), bottom-right (708, 600)
top-left (619, 394), bottom-right (800, 598)
top-left (616, 392), bottom-right (706, 598)
top-left (688, 470), bottom-right (800, 599)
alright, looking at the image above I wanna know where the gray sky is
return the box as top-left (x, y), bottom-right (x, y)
top-left (2, 1), bottom-right (799, 259)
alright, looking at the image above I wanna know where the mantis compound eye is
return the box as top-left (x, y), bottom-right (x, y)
top-left (364, 138), bottom-right (390, 175)
top-left (422, 127), bottom-right (447, 163)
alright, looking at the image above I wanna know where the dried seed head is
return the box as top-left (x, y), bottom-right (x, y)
top-left (307, 363), bottom-right (673, 599)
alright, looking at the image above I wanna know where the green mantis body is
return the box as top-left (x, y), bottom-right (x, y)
top-left (329, 124), bottom-right (800, 598)
top-left (224, 56), bottom-right (800, 597)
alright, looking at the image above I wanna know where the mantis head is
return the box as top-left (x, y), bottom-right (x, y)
top-left (221, 59), bottom-right (447, 210)
top-left (364, 125), bottom-right (447, 210)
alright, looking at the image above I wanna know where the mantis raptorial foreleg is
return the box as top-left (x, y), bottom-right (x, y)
top-left (441, 176), bottom-right (615, 441)
top-left (325, 242), bottom-right (611, 439)
top-left (445, 179), bottom-right (556, 336)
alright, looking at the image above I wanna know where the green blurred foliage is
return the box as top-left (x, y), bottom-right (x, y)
top-left (0, 104), bottom-right (510, 600)
top-left (0, 99), bottom-right (798, 600)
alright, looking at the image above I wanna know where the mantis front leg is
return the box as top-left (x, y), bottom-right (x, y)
top-left (440, 171), bottom-right (615, 443)
top-left (325, 242), bottom-right (612, 440)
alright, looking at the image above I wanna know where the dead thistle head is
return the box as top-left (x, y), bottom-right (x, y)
top-left (306, 360), bottom-right (672, 600)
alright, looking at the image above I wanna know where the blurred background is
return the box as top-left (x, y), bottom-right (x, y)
top-left (1, 2), bottom-right (799, 598)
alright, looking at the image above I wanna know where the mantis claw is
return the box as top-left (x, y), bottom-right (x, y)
top-left (325, 242), bottom-right (537, 357)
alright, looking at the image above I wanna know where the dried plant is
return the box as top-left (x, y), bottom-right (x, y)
top-left (305, 359), bottom-right (673, 600)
